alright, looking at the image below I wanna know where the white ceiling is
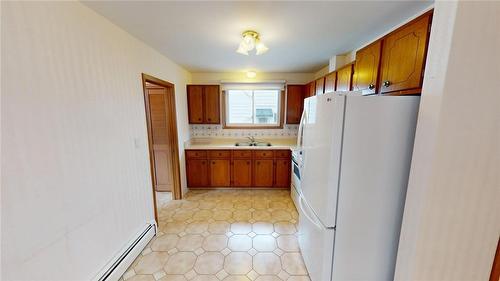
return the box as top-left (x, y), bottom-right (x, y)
top-left (83, 1), bottom-right (433, 73)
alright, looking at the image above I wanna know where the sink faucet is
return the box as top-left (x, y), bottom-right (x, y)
top-left (246, 136), bottom-right (256, 143)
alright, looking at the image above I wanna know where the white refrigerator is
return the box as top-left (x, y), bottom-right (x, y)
top-left (296, 92), bottom-right (420, 281)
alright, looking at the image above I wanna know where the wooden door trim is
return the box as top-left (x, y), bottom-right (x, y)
top-left (141, 73), bottom-right (182, 222)
top-left (490, 237), bottom-right (500, 281)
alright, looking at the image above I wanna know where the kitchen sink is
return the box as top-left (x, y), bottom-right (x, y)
top-left (235, 142), bottom-right (272, 147)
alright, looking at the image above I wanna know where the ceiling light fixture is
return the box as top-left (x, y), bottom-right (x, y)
top-left (236, 30), bottom-right (268, 56)
top-left (246, 71), bottom-right (257, 78)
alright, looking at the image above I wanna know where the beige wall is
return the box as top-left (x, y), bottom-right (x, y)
top-left (191, 72), bottom-right (314, 85)
top-left (395, 1), bottom-right (500, 280)
top-left (1, 1), bottom-right (191, 280)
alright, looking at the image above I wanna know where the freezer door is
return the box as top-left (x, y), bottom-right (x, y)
top-left (298, 195), bottom-right (334, 281)
top-left (300, 93), bottom-right (345, 227)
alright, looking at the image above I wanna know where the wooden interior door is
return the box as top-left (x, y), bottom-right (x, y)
top-left (491, 237), bottom-right (500, 281)
top-left (254, 159), bottom-right (274, 187)
top-left (145, 85), bottom-right (175, 192)
top-left (232, 159), bottom-right (252, 187)
top-left (203, 85), bottom-right (220, 124)
top-left (187, 85), bottom-right (204, 123)
top-left (209, 159), bottom-right (231, 187)
top-left (379, 13), bottom-right (430, 94)
top-left (353, 40), bottom-right (382, 95)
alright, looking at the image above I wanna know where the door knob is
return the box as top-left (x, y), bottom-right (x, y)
top-left (383, 81), bottom-right (391, 87)
top-left (368, 84), bottom-right (375, 90)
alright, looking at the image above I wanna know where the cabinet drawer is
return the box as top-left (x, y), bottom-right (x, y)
top-left (186, 150), bottom-right (207, 159)
top-left (254, 150), bottom-right (274, 158)
top-left (275, 150), bottom-right (291, 159)
top-left (208, 150), bottom-right (231, 159)
top-left (232, 150), bottom-right (253, 159)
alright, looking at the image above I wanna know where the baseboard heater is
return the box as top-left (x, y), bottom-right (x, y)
top-left (94, 223), bottom-right (156, 281)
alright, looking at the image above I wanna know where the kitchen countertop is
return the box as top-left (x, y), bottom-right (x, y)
top-left (184, 137), bottom-right (297, 150)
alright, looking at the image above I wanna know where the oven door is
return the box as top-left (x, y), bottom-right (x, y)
top-left (292, 158), bottom-right (302, 195)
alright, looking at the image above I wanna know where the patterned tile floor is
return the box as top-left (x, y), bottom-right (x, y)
top-left (120, 189), bottom-right (310, 281)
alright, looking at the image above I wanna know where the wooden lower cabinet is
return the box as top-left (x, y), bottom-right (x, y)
top-left (232, 159), bottom-right (252, 187)
top-left (186, 159), bottom-right (209, 187)
top-left (185, 149), bottom-right (291, 188)
top-left (253, 159), bottom-right (275, 187)
top-left (209, 159), bottom-right (231, 186)
top-left (275, 159), bottom-right (291, 187)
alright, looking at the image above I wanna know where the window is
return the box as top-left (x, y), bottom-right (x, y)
top-left (224, 88), bottom-right (283, 128)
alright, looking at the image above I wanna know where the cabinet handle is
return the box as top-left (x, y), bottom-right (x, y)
top-left (368, 84), bottom-right (375, 90)
top-left (247, 161), bottom-right (250, 164)
top-left (383, 81), bottom-right (391, 87)
top-left (218, 153), bottom-right (222, 156)
top-left (208, 118), bottom-right (211, 121)
top-left (212, 161), bottom-right (215, 164)
top-left (201, 161), bottom-right (205, 164)
top-left (257, 161), bottom-right (260, 165)
top-left (198, 118), bottom-right (202, 121)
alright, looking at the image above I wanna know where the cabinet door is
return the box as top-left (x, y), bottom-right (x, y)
top-left (286, 85), bottom-right (304, 124)
top-left (186, 159), bottom-right (209, 187)
top-left (315, 77), bottom-right (325, 95)
top-left (203, 85), bottom-right (220, 124)
top-left (324, 72), bottom-right (337, 94)
top-left (210, 159), bottom-right (231, 187)
top-left (187, 85), bottom-right (204, 124)
top-left (253, 159), bottom-right (274, 187)
top-left (274, 159), bottom-right (291, 187)
top-left (379, 13), bottom-right (431, 94)
top-left (307, 81), bottom-right (316, 97)
top-left (336, 64), bottom-right (353, 91)
top-left (353, 40), bottom-right (382, 95)
top-left (232, 159), bottom-right (252, 187)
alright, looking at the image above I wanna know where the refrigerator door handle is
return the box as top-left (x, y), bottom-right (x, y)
top-left (297, 110), bottom-right (306, 149)
top-left (297, 109), bottom-right (307, 166)
top-left (299, 195), bottom-right (324, 230)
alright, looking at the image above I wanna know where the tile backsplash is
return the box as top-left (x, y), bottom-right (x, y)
top-left (190, 125), bottom-right (299, 138)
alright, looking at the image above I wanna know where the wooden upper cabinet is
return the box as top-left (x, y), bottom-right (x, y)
top-left (353, 40), bottom-right (382, 95)
top-left (324, 72), bottom-right (337, 94)
top-left (203, 85), bottom-right (220, 124)
top-left (304, 81), bottom-right (315, 98)
top-left (379, 13), bottom-right (431, 95)
top-left (187, 85), bottom-right (204, 124)
top-left (315, 77), bottom-right (325, 95)
top-left (336, 64), bottom-right (354, 91)
top-left (286, 85), bottom-right (305, 124)
top-left (187, 85), bottom-right (220, 124)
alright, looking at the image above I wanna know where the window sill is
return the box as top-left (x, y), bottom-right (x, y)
top-left (223, 124), bottom-right (284, 129)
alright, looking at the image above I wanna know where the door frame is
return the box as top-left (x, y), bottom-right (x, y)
top-left (141, 73), bottom-right (182, 221)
